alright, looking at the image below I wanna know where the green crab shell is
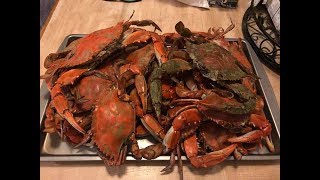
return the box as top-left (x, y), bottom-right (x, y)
top-left (186, 42), bottom-right (247, 81)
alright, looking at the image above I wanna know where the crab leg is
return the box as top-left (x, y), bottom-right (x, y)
top-left (97, 146), bottom-right (127, 166)
top-left (135, 124), bottom-right (150, 137)
top-left (236, 144), bottom-right (248, 155)
top-left (177, 145), bottom-right (183, 180)
top-left (44, 39), bottom-right (80, 68)
top-left (213, 18), bottom-right (235, 40)
top-left (250, 114), bottom-right (272, 136)
top-left (117, 70), bottom-right (135, 101)
top-left (125, 89), bottom-right (166, 159)
top-left (149, 59), bottom-right (192, 122)
top-left (74, 130), bottom-right (93, 148)
top-left (121, 146), bottom-right (128, 165)
top-left (265, 135), bottom-right (275, 153)
top-left (228, 130), bottom-right (264, 143)
top-left (175, 83), bottom-right (204, 98)
top-left (149, 66), bottom-right (162, 122)
top-left (228, 114), bottom-right (274, 152)
top-left (161, 83), bottom-right (177, 100)
top-left (233, 147), bottom-right (243, 160)
top-left (50, 69), bottom-right (92, 134)
top-left (117, 44), bottom-right (154, 111)
top-left (171, 91), bottom-right (255, 115)
top-left (135, 74), bottom-right (147, 114)
top-left (97, 150), bottom-right (108, 166)
top-left (122, 30), bottom-right (167, 64)
top-left (140, 143), bottom-right (165, 160)
top-left (44, 50), bottom-right (70, 69)
top-left (161, 148), bottom-right (176, 172)
top-left (163, 108), bottom-right (202, 151)
top-left (115, 146), bottom-right (126, 166)
top-left (124, 20), bottom-right (162, 32)
top-left (59, 119), bottom-right (64, 139)
top-left (140, 114), bottom-right (166, 142)
top-left (51, 86), bottom-right (86, 134)
top-left (43, 102), bottom-right (56, 133)
top-left (128, 133), bottom-right (142, 160)
top-left (184, 135), bottom-right (237, 168)
top-left (129, 88), bottom-right (165, 142)
top-left (151, 32), bottom-right (168, 64)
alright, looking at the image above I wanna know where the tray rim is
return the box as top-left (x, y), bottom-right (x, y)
top-left (40, 34), bottom-right (280, 162)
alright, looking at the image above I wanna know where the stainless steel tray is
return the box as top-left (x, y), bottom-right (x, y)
top-left (40, 34), bottom-right (280, 162)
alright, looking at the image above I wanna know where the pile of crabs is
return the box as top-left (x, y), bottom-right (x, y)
top-left (41, 16), bottom-right (274, 176)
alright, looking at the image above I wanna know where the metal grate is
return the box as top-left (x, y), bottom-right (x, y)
top-left (242, 1), bottom-right (280, 74)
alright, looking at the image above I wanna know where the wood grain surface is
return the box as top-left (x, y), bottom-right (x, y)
top-left (40, 0), bottom-right (280, 179)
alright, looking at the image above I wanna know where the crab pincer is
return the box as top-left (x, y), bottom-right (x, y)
top-left (184, 134), bottom-right (237, 168)
top-left (50, 69), bottom-right (90, 134)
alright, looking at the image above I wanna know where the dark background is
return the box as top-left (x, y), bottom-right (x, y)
top-left (40, 0), bottom-right (56, 29)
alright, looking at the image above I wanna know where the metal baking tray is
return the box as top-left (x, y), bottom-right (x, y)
top-left (40, 34), bottom-right (280, 162)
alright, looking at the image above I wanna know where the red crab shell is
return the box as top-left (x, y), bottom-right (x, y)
top-left (73, 75), bottom-right (114, 112)
top-left (43, 22), bottom-right (126, 88)
top-left (92, 89), bottom-right (135, 164)
top-left (119, 43), bottom-right (155, 75)
top-left (56, 22), bottom-right (124, 69)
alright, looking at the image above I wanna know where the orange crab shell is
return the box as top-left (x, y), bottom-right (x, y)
top-left (92, 89), bottom-right (135, 162)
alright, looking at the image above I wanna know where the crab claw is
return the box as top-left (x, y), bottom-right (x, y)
top-left (175, 83), bottom-right (204, 98)
top-left (265, 135), bottom-right (275, 153)
top-left (135, 124), bottom-right (150, 137)
top-left (191, 144), bottom-right (237, 167)
top-left (184, 134), bottom-right (236, 168)
top-left (250, 114), bottom-right (272, 136)
top-left (140, 114), bottom-right (165, 142)
top-left (141, 143), bottom-right (164, 160)
top-left (135, 74), bottom-right (147, 114)
top-left (50, 69), bottom-right (89, 134)
top-left (44, 38), bottom-right (80, 68)
top-left (126, 20), bottom-right (162, 32)
top-left (227, 130), bottom-right (263, 143)
top-left (97, 146), bottom-right (128, 166)
top-left (163, 126), bottom-right (181, 151)
top-left (43, 102), bottom-right (56, 133)
top-left (74, 130), bottom-right (93, 148)
top-left (44, 51), bottom-right (70, 68)
top-left (161, 149), bottom-right (176, 172)
top-left (122, 30), bottom-right (167, 64)
top-left (151, 32), bottom-right (168, 63)
top-left (233, 147), bottom-right (243, 160)
top-left (228, 114), bottom-right (272, 144)
top-left (52, 92), bottom-right (86, 135)
top-left (128, 133), bottom-right (142, 160)
top-left (163, 108), bottom-right (202, 151)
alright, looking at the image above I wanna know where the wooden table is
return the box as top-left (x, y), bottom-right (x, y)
top-left (40, 0), bottom-right (280, 179)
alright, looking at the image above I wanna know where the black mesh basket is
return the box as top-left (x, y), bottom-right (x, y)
top-left (242, 1), bottom-right (280, 74)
